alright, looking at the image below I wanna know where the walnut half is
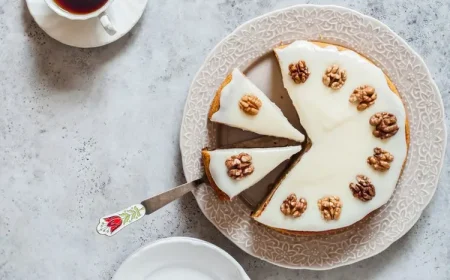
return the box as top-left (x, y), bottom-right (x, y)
top-left (317, 196), bottom-right (342, 221)
top-left (367, 147), bottom-right (394, 171)
top-left (349, 175), bottom-right (376, 202)
top-left (288, 60), bottom-right (310, 84)
top-left (349, 85), bottom-right (377, 111)
top-left (322, 64), bottom-right (347, 90)
top-left (369, 112), bottom-right (399, 139)
top-left (239, 94), bottom-right (262, 116)
top-left (225, 153), bottom-right (254, 180)
top-left (280, 194), bottom-right (307, 218)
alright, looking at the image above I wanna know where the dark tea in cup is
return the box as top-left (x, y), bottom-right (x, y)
top-left (53, 0), bottom-right (109, 14)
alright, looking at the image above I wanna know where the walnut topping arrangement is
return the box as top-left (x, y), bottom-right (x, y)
top-left (317, 196), bottom-right (342, 221)
top-left (280, 194), bottom-right (307, 218)
top-left (349, 175), bottom-right (376, 202)
top-left (369, 112), bottom-right (399, 139)
top-left (239, 94), bottom-right (262, 116)
top-left (349, 85), bottom-right (377, 110)
top-left (225, 153), bottom-right (254, 180)
top-left (322, 64), bottom-right (347, 90)
top-left (367, 147), bottom-right (394, 171)
top-left (203, 42), bottom-right (410, 234)
top-left (288, 60), bottom-right (310, 84)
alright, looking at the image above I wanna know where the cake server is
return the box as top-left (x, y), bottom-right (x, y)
top-left (96, 136), bottom-right (300, 237)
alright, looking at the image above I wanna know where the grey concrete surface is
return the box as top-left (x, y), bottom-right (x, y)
top-left (0, 0), bottom-right (449, 279)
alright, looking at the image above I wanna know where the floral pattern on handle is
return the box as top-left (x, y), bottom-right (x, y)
top-left (97, 204), bottom-right (146, 236)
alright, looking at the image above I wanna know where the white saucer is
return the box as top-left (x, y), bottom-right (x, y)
top-left (113, 237), bottom-right (250, 280)
top-left (26, 0), bottom-right (148, 48)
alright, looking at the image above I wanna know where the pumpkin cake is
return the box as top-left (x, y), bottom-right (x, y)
top-left (205, 40), bottom-right (409, 233)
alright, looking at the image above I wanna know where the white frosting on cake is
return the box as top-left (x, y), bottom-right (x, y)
top-left (254, 41), bottom-right (408, 232)
top-left (208, 146), bottom-right (302, 199)
top-left (211, 69), bottom-right (305, 142)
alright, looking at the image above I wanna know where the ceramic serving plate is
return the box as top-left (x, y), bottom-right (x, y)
top-left (113, 237), bottom-right (250, 280)
top-left (179, 5), bottom-right (446, 269)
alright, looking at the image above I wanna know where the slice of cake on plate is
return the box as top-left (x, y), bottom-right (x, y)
top-left (209, 68), bottom-right (305, 142)
top-left (252, 41), bottom-right (409, 233)
top-left (202, 146), bottom-right (301, 201)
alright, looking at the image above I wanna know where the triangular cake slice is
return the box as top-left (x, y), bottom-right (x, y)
top-left (209, 69), bottom-right (305, 142)
top-left (202, 146), bottom-right (302, 200)
top-left (252, 41), bottom-right (408, 233)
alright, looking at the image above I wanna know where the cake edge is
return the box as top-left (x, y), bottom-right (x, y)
top-left (208, 73), bottom-right (233, 120)
top-left (202, 148), bottom-right (232, 201)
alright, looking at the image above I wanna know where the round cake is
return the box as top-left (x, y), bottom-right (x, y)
top-left (205, 40), bottom-right (409, 233)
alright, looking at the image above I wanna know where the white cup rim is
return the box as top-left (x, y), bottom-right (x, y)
top-left (44, 0), bottom-right (113, 20)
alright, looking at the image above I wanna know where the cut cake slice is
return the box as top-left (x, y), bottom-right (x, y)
top-left (202, 146), bottom-right (301, 200)
top-left (209, 68), bottom-right (304, 142)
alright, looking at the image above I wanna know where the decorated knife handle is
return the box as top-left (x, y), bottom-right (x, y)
top-left (96, 204), bottom-right (146, 236)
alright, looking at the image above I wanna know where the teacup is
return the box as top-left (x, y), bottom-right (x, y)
top-left (44, 0), bottom-right (117, 35)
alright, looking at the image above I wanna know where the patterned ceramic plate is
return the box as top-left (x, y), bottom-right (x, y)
top-left (179, 5), bottom-right (446, 269)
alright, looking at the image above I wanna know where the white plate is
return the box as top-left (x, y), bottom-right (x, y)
top-left (26, 0), bottom-right (148, 48)
top-left (112, 237), bottom-right (250, 280)
top-left (180, 5), bottom-right (446, 270)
